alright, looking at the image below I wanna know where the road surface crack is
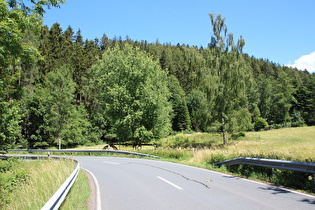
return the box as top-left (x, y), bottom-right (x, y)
top-left (128, 162), bottom-right (211, 189)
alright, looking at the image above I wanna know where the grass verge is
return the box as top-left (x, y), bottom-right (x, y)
top-left (60, 170), bottom-right (90, 210)
top-left (1, 158), bottom-right (75, 209)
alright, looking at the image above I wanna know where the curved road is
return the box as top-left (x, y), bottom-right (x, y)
top-left (75, 156), bottom-right (315, 210)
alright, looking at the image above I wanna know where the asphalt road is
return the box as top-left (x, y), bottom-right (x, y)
top-left (75, 156), bottom-right (315, 210)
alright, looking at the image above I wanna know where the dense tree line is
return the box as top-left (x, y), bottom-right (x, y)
top-left (1, 0), bottom-right (315, 150)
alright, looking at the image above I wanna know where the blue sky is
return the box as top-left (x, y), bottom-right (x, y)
top-left (43, 0), bottom-right (315, 73)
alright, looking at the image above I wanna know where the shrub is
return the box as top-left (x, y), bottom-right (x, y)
top-left (254, 117), bottom-right (268, 131)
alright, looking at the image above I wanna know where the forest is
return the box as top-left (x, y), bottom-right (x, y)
top-left (1, 0), bottom-right (315, 150)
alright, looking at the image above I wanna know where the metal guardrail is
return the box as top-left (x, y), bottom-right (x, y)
top-left (41, 160), bottom-right (80, 210)
top-left (215, 157), bottom-right (315, 174)
top-left (4, 154), bottom-right (80, 210)
top-left (10, 149), bottom-right (161, 158)
top-left (3, 149), bottom-right (159, 209)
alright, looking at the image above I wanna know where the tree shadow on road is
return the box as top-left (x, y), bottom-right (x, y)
top-left (259, 186), bottom-right (315, 206)
top-left (300, 199), bottom-right (315, 205)
top-left (258, 186), bottom-right (292, 195)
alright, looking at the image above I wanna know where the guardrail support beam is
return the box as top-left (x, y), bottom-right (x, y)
top-left (271, 168), bottom-right (275, 177)
top-left (215, 157), bottom-right (315, 174)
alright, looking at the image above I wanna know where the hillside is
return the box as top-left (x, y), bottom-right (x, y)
top-left (1, 1), bottom-right (315, 150)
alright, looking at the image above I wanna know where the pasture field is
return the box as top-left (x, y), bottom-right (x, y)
top-left (189, 126), bottom-right (315, 163)
top-left (74, 126), bottom-right (315, 163)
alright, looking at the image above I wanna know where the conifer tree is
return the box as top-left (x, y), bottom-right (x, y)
top-left (269, 70), bottom-right (296, 125)
top-left (168, 75), bottom-right (191, 131)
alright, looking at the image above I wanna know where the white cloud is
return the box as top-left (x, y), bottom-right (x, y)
top-left (286, 51), bottom-right (315, 73)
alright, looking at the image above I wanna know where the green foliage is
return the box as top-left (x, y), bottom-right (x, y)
top-left (291, 110), bottom-right (305, 127)
top-left (270, 169), bottom-right (315, 193)
top-left (156, 133), bottom-right (219, 149)
top-left (293, 75), bottom-right (315, 125)
top-left (92, 44), bottom-right (172, 144)
top-left (22, 66), bottom-right (100, 149)
top-left (195, 13), bottom-right (253, 144)
top-left (0, 157), bottom-right (16, 173)
top-left (252, 106), bottom-right (268, 131)
top-left (186, 89), bottom-right (211, 131)
top-left (60, 104), bottom-right (101, 147)
top-left (39, 66), bottom-right (76, 149)
top-left (254, 117), bottom-right (268, 131)
top-left (222, 164), bottom-right (315, 194)
top-left (167, 75), bottom-right (191, 131)
top-left (0, 4), bottom-right (314, 151)
top-left (0, 158), bottom-right (27, 207)
top-left (0, 100), bottom-right (22, 151)
top-left (142, 148), bottom-right (194, 160)
top-left (0, 0), bottom-right (65, 150)
top-left (0, 0), bottom-right (40, 69)
top-left (6, 0), bottom-right (65, 16)
top-left (269, 71), bottom-right (296, 125)
top-left (0, 0), bottom-right (41, 103)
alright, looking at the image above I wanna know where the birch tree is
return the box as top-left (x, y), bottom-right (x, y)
top-left (208, 14), bottom-right (252, 144)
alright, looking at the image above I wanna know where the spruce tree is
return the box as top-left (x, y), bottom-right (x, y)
top-left (168, 75), bottom-right (191, 131)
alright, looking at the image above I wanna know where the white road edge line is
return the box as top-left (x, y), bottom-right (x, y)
top-left (83, 168), bottom-right (102, 210)
top-left (102, 161), bottom-right (120, 165)
top-left (157, 176), bottom-right (183, 190)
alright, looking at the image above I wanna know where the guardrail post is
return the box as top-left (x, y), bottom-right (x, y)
top-left (271, 168), bottom-right (275, 177)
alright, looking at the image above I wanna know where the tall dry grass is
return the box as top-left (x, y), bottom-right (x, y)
top-left (4, 159), bottom-right (75, 210)
top-left (190, 126), bottom-right (315, 163)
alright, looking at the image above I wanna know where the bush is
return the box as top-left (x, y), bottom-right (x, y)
top-left (254, 117), bottom-right (268, 131)
top-left (223, 165), bottom-right (315, 194)
top-left (0, 158), bottom-right (28, 207)
top-left (140, 147), bottom-right (193, 160)
top-left (0, 158), bottom-right (16, 173)
top-left (231, 132), bottom-right (245, 140)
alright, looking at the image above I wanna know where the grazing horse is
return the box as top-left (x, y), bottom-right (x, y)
top-left (103, 144), bottom-right (118, 150)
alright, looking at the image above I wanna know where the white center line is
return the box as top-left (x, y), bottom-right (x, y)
top-left (102, 161), bottom-right (120, 165)
top-left (157, 176), bottom-right (183, 190)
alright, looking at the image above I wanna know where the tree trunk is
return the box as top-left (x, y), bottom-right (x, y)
top-left (58, 133), bottom-right (61, 150)
top-left (222, 117), bottom-right (227, 145)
